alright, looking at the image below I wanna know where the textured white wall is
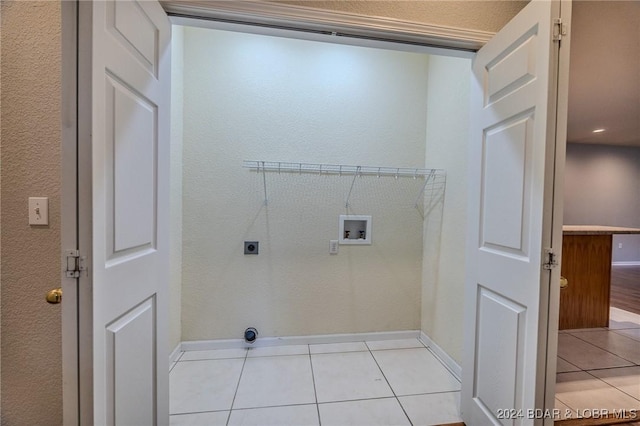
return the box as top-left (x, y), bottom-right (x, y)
top-left (421, 55), bottom-right (471, 364)
top-left (273, 1), bottom-right (527, 33)
top-left (564, 143), bottom-right (640, 262)
top-left (1, 1), bottom-right (63, 423)
top-left (180, 27), bottom-right (430, 340)
top-left (169, 25), bottom-right (184, 352)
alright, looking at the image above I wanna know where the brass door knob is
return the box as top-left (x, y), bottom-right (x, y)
top-left (560, 276), bottom-right (569, 290)
top-left (46, 288), bottom-right (62, 304)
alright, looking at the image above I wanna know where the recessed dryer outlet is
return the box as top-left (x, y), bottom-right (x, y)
top-left (339, 215), bottom-right (371, 245)
top-left (244, 241), bottom-right (259, 255)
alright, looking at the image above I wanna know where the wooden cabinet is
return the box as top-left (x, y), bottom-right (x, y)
top-left (559, 226), bottom-right (640, 330)
top-left (559, 235), bottom-right (612, 330)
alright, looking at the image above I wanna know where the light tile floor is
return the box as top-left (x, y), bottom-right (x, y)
top-left (555, 307), bottom-right (640, 421)
top-left (170, 338), bottom-right (462, 426)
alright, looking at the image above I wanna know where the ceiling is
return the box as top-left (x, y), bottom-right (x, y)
top-left (567, 1), bottom-right (640, 147)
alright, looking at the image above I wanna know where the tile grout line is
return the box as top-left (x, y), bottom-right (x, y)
top-left (564, 331), bottom-right (639, 367)
top-left (556, 322), bottom-right (640, 417)
top-left (169, 351), bottom-right (185, 373)
top-left (554, 395), bottom-right (578, 420)
top-left (610, 328), bottom-right (640, 343)
top-left (556, 355), bottom-right (581, 372)
top-left (178, 356), bottom-right (248, 362)
top-left (582, 368), bottom-right (640, 404)
top-left (424, 347), bottom-right (462, 384)
top-left (171, 409), bottom-right (229, 416)
top-left (364, 341), bottom-right (414, 426)
top-left (225, 349), bottom-right (249, 426)
top-left (307, 345), bottom-right (322, 426)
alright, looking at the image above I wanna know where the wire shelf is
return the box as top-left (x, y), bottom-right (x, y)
top-left (243, 160), bottom-right (446, 212)
top-left (243, 160), bottom-right (444, 178)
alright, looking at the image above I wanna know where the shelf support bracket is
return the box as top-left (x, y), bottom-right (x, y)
top-left (261, 161), bottom-right (268, 205)
top-left (414, 170), bottom-right (436, 209)
top-left (345, 166), bottom-right (361, 208)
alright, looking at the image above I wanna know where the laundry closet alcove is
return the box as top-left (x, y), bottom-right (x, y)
top-left (169, 24), bottom-right (471, 368)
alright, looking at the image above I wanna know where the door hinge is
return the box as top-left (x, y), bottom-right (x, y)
top-left (553, 18), bottom-right (567, 42)
top-left (65, 249), bottom-right (86, 278)
top-left (543, 248), bottom-right (558, 270)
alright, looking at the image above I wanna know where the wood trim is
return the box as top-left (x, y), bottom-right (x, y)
top-left (160, 0), bottom-right (494, 51)
top-left (555, 414), bottom-right (640, 425)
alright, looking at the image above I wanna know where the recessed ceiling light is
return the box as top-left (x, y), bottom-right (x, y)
top-left (592, 128), bottom-right (606, 133)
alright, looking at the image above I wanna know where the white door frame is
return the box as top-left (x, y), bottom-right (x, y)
top-left (61, 1), bottom-right (95, 424)
top-left (61, 1), bottom-right (567, 423)
top-left (61, 1), bottom-right (80, 424)
top-left (61, 0), bottom-right (98, 422)
top-left (543, 1), bottom-right (572, 422)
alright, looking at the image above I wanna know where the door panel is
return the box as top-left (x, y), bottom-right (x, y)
top-left (475, 288), bottom-right (526, 421)
top-left (486, 31), bottom-right (538, 105)
top-left (463, 1), bottom-right (568, 424)
top-left (91, 0), bottom-right (170, 424)
top-left (107, 73), bottom-right (157, 255)
top-left (106, 297), bottom-right (156, 425)
top-left (106, 0), bottom-right (160, 75)
top-left (482, 115), bottom-right (532, 254)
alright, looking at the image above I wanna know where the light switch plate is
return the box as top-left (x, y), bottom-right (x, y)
top-left (29, 197), bottom-right (49, 225)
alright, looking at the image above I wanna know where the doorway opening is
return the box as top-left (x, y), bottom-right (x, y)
top-left (167, 21), bottom-right (472, 424)
top-left (553, 1), bottom-right (640, 423)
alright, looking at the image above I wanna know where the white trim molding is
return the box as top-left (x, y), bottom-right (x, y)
top-left (180, 330), bottom-right (420, 351)
top-left (419, 331), bottom-right (462, 381)
top-left (161, 0), bottom-right (493, 52)
top-left (170, 343), bottom-right (183, 364)
top-left (176, 330), bottom-right (461, 381)
top-left (612, 261), bottom-right (640, 266)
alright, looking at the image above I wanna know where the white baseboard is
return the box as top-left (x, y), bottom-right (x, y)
top-left (612, 261), bottom-right (640, 266)
top-left (170, 343), bottom-right (183, 363)
top-left (180, 330), bottom-right (421, 352)
top-left (177, 330), bottom-right (460, 381)
top-left (171, 331), bottom-right (465, 423)
top-left (419, 331), bottom-right (461, 381)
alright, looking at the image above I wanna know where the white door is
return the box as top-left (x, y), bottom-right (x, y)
top-left (90, 0), bottom-right (171, 424)
top-left (462, 1), bottom-right (569, 425)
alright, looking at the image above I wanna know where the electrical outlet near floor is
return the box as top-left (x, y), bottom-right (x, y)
top-left (244, 241), bottom-right (259, 255)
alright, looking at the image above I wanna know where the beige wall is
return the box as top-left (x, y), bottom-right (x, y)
top-left (180, 27), bottom-right (429, 340)
top-left (274, 0), bottom-right (527, 33)
top-left (0, 1), bottom-right (63, 425)
top-left (421, 55), bottom-right (471, 364)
